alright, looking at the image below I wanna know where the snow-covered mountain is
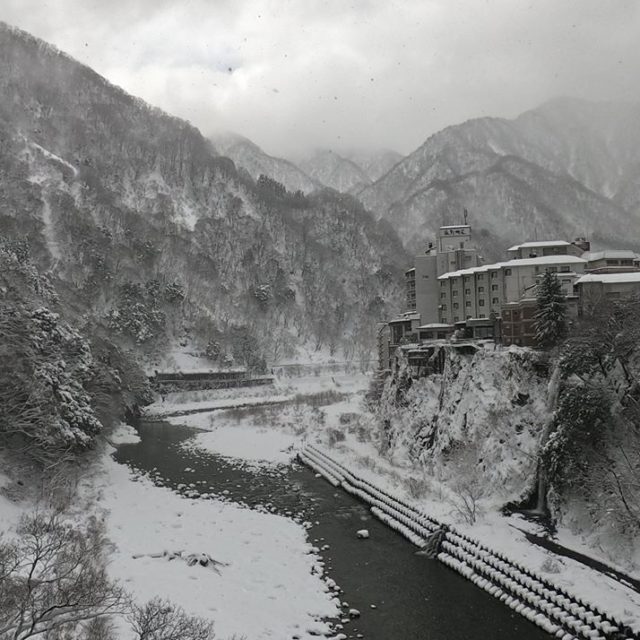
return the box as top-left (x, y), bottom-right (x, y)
top-left (0, 22), bottom-right (407, 365)
top-left (210, 132), bottom-right (320, 194)
top-left (358, 98), bottom-right (640, 257)
top-left (297, 147), bottom-right (403, 194)
top-left (341, 148), bottom-right (403, 182)
top-left (297, 149), bottom-right (373, 193)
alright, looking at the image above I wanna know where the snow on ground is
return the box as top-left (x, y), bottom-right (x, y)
top-left (144, 346), bottom-right (226, 375)
top-left (108, 423), bottom-right (141, 445)
top-left (146, 394), bottom-right (292, 417)
top-left (144, 371), bottom-right (369, 418)
top-left (184, 424), bottom-right (299, 467)
top-left (86, 453), bottom-right (340, 640)
top-left (0, 470), bottom-right (27, 535)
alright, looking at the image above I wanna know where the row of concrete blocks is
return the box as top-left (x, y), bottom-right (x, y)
top-left (298, 444), bottom-right (637, 640)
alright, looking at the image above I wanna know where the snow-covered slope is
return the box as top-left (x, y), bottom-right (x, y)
top-left (342, 147), bottom-right (403, 182)
top-left (211, 132), bottom-right (320, 194)
top-left (0, 22), bottom-right (407, 365)
top-left (298, 149), bottom-right (373, 193)
top-left (297, 147), bottom-right (404, 194)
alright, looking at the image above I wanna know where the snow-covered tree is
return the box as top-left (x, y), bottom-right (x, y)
top-left (534, 271), bottom-right (566, 349)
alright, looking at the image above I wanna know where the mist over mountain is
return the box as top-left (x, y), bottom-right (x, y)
top-left (296, 148), bottom-right (403, 194)
top-left (210, 132), bottom-right (320, 195)
top-left (0, 22), bottom-right (407, 367)
top-left (357, 98), bottom-right (640, 258)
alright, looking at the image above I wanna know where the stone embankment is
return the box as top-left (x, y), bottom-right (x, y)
top-left (299, 444), bottom-right (638, 640)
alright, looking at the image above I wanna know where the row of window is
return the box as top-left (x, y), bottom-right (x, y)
top-left (443, 284), bottom-right (501, 298)
top-left (442, 297), bottom-right (500, 311)
top-left (440, 265), bottom-right (574, 286)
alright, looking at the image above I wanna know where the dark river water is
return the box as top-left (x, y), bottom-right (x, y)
top-left (114, 417), bottom-right (551, 640)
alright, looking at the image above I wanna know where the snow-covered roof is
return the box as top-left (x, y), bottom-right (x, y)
top-left (507, 240), bottom-right (571, 251)
top-left (581, 250), bottom-right (640, 262)
top-left (438, 255), bottom-right (585, 280)
top-left (575, 273), bottom-right (640, 285)
top-left (389, 311), bottom-right (421, 323)
top-left (440, 224), bottom-right (470, 230)
top-left (510, 255), bottom-right (585, 267)
top-left (418, 323), bottom-right (452, 329)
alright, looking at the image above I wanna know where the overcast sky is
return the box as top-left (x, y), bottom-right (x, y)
top-left (2, 0), bottom-right (639, 157)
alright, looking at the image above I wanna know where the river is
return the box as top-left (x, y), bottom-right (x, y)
top-left (114, 414), bottom-right (551, 640)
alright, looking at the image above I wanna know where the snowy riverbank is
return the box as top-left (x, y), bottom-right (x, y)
top-left (146, 371), bottom-right (640, 634)
top-left (80, 446), bottom-right (340, 640)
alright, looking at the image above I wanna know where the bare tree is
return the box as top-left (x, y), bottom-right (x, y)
top-left (129, 598), bottom-right (215, 640)
top-left (448, 478), bottom-right (484, 525)
top-left (0, 512), bottom-right (126, 640)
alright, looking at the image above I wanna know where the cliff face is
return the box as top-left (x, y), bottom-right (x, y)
top-left (0, 23), bottom-right (407, 365)
top-left (357, 99), bottom-right (640, 258)
top-left (377, 346), bottom-right (549, 505)
top-left (376, 334), bottom-right (640, 566)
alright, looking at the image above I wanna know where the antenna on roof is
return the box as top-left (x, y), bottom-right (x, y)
top-left (463, 208), bottom-right (468, 225)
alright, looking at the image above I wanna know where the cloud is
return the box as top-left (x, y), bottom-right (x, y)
top-left (2, 0), bottom-right (639, 156)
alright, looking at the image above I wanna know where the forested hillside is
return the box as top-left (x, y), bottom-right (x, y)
top-left (0, 23), bottom-right (407, 371)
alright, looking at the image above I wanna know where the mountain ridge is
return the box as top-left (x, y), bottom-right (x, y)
top-left (358, 97), bottom-right (640, 257)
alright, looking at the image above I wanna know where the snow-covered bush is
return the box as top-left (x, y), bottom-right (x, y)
top-left (106, 282), bottom-right (166, 345)
top-left (542, 384), bottom-right (611, 493)
top-left (0, 301), bottom-right (102, 463)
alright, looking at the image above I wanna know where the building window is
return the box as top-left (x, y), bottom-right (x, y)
top-left (477, 274), bottom-right (484, 280)
top-left (491, 284), bottom-right (499, 291)
top-left (453, 302), bottom-right (459, 309)
top-left (465, 301), bottom-right (471, 307)
top-left (441, 281), bottom-right (446, 287)
top-left (452, 290), bottom-right (458, 297)
top-left (504, 269), bottom-right (512, 276)
top-left (465, 288), bottom-right (471, 294)
top-left (492, 297), bottom-right (499, 304)
top-left (548, 266), bottom-right (558, 273)
top-left (479, 299), bottom-right (485, 306)
top-left (491, 272), bottom-right (497, 279)
top-left (560, 266), bottom-right (570, 272)
top-left (453, 316), bottom-right (459, 322)
top-left (440, 292), bottom-right (446, 299)
top-left (479, 314), bottom-right (486, 318)
top-left (441, 304), bottom-right (447, 310)
top-left (478, 286), bottom-right (485, 293)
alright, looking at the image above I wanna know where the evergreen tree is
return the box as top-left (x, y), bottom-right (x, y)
top-left (534, 271), bottom-right (566, 349)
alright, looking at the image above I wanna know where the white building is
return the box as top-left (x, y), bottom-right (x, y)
top-left (437, 255), bottom-right (586, 324)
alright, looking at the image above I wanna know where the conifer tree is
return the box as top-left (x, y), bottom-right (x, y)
top-left (534, 271), bottom-right (566, 349)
